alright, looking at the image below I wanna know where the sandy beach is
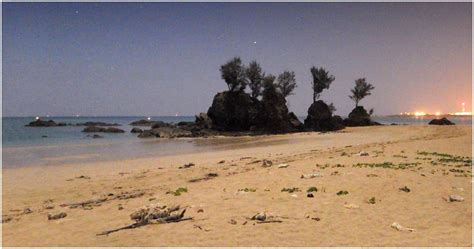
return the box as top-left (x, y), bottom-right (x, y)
top-left (2, 125), bottom-right (472, 247)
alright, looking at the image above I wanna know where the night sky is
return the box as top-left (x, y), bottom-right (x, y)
top-left (3, 2), bottom-right (471, 117)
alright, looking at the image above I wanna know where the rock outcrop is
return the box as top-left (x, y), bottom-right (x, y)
top-left (428, 117), bottom-right (455, 125)
top-left (75, 122), bottom-right (120, 126)
top-left (207, 91), bottom-right (258, 131)
top-left (137, 127), bottom-right (192, 138)
top-left (129, 119), bottom-right (157, 126)
top-left (343, 106), bottom-right (380, 127)
top-left (25, 119), bottom-right (67, 127)
top-left (130, 128), bottom-right (143, 133)
top-left (304, 100), bottom-right (344, 131)
top-left (82, 126), bottom-right (125, 133)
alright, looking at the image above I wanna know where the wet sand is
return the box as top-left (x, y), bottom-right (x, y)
top-left (2, 125), bottom-right (472, 246)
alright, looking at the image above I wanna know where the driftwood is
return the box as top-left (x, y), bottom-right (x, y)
top-left (97, 206), bottom-right (191, 236)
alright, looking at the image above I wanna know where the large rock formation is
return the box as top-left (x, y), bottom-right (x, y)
top-left (207, 91), bottom-right (258, 131)
top-left (25, 119), bottom-right (67, 127)
top-left (343, 106), bottom-right (380, 127)
top-left (428, 117), bottom-right (455, 125)
top-left (257, 87), bottom-right (293, 133)
top-left (304, 100), bottom-right (344, 131)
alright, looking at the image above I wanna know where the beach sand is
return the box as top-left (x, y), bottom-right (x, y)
top-left (2, 125), bottom-right (472, 246)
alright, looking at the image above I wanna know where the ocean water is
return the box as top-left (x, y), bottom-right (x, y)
top-left (2, 115), bottom-right (471, 168)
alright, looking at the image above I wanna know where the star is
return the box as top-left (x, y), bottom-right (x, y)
top-left (253, 41), bottom-right (257, 44)
top-left (75, 10), bottom-right (79, 14)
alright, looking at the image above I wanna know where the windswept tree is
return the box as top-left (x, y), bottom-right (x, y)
top-left (220, 57), bottom-right (247, 92)
top-left (349, 78), bottom-right (374, 107)
top-left (262, 74), bottom-right (276, 90)
top-left (276, 71), bottom-right (297, 98)
top-left (246, 61), bottom-right (264, 98)
top-left (310, 67), bottom-right (335, 103)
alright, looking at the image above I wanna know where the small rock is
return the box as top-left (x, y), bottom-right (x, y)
top-left (228, 219), bottom-right (237, 225)
top-left (290, 194), bottom-right (298, 198)
top-left (23, 208), bottom-right (33, 214)
top-left (448, 195), bottom-right (464, 202)
top-left (218, 160), bottom-right (225, 164)
top-left (306, 193), bottom-right (314, 198)
top-left (251, 212), bottom-right (266, 221)
top-left (358, 151), bottom-right (369, 156)
top-left (48, 212), bottom-right (67, 220)
top-left (340, 152), bottom-right (348, 156)
top-left (197, 208), bottom-right (204, 213)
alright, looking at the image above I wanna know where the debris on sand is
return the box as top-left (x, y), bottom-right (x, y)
top-left (336, 190), bottom-right (349, 196)
top-left (391, 222), bottom-right (415, 232)
top-left (97, 204), bottom-right (191, 236)
top-left (300, 173), bottom-right (323, 179)
top-left (367, 197), bottom-right (376, 204)
top-left (23, 208), bottom-right (33, 214)
top-left (262, 159), bottom-right (273, 168)
top-left (249, 212), bottom-right (283, 224)
top-left (179, 163), bottom-right (195, 169)
top-left (189, 173), bottom-right (219, 183)
top-left (61, 197), bottom-right (108, 209)
top-left (277, 163), bottom-right (289, 168)
top-left (48, 211), bottom-right (67, 220)
top-left (399, 186), bottom-right (411, 193)
top-left (344, 203), bottom-right (360, 209)
top-left (167, 187), bottom-right (188, 196)
top-left (447, 195), bottom-right (464, 202)
top-left (2, 215), bottom-right (13, 223)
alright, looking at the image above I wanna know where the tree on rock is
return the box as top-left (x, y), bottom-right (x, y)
top-left (349, 78), bottom-right (374, 107)
top-left (276, 71), bottom-right (297, 98)
top-left (246, 61), bottom-right (264, 99)
top-left (310, 67), bottom-right (335, 103)
top-left (220, 57), bottom-right (247, 92)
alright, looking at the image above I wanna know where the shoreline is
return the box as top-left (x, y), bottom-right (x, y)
top-left (2, 125), bottom-right (472, 246)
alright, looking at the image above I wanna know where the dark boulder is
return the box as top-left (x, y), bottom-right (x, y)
top-left (343, 106), bottom-right (380, 127)
top-left (207, 91), bottom-right (258, 131)
top-left (76, 122), bottom-right (120, 126)
top-left (130, 127), bottom-right (143, 133)
top-left (304, 100), bottom-right (344, 131)
top-left (82, 126), bottom-right (125, 133)
top-left (428, 117), bottom-right (455, 125)
top-left (257, 87), bottom-right (292, 133)
top-left (150, 121), bottom-right (173, 129)
top-left (25, 119), bottom-right (67, 127)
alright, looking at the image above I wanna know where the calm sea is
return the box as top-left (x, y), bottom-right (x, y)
top-left (2, 115), bottom-right (471, 168)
